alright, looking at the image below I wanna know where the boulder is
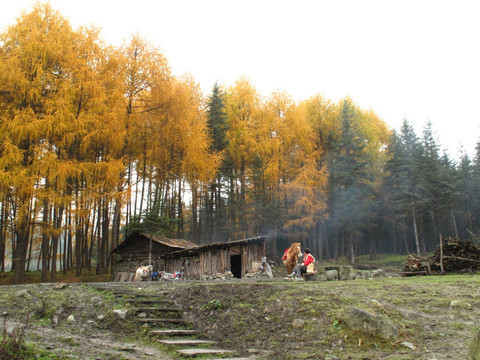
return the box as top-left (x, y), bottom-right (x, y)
top-left (361, 271), bottom-right (372, 280)
top-left (53, 283), bottom-right (68, 290)
top-left (292, 318), bottom-right (305, 329)
top-left (339, 266), bottom-right (357, 280)
top-left (450, 300), bottom-right (472, 309)
top-left (339, 306), bottom-right (399, 340)
top-left (13, 289), bottom-right (31, 298)
top-left (113, 309), bottom-right (128, 320)
top-left (326, 269), bottom-right (339, 281)
top-left (372, 269), bottom-right (386, 278)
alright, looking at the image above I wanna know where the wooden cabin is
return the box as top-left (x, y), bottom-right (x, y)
top-left (111, 232), bottom-right (196, 279)
top-left (163, 236), bottom-right (266, 280)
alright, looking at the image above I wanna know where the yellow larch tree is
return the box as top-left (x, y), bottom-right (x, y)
top-left (119, 35), bottom-right (172, 237)
top-left (274, 95), bottom-right (328, 244)
top-left (72, 29), bottom-right (126, 275)
top-left (224, 77), bottom-right (262, 237)
top-left (0, 3), bottom-right (81, 283)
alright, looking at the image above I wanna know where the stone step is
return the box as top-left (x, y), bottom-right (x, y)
top-left (136, 318), bottom-right (187, 324)
top-left (150, 329), bottom-right (200, 336)
top-left (127, 299), bottom-right (174, 305)
top-left (134, 307), bottom-right (182, 312)
top-left (114, 292), bottom-right (169, 298)
top-left (176, 348), bottom-right (234, 357)
top-left (205, 358), bottom-right (255, 360)
top-left (157, 339), bottom-right (216, 346)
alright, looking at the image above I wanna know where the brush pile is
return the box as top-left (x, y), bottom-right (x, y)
top-left (402, 237), bottom-right (480, 276)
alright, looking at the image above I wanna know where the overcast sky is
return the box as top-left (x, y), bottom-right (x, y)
top-left (1, 0), bottom-right (480, 159)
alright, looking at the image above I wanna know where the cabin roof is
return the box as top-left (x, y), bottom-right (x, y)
top-left (112, 232), bottom-right (197, 253)
top-left (163, 236), bottom-right (266, 258)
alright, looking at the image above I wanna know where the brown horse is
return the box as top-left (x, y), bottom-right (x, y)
top-left (283, 243), bottom-right (302, 275)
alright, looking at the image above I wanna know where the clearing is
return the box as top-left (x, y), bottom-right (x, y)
top-left (1, 272), bottom-right (479, 359)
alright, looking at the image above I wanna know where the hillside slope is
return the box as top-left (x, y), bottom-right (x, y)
top-left (1, 275), bottom-right (479, 359)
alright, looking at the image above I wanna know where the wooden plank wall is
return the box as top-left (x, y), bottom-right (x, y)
top-left (163, 241), bottom-right (265, 280)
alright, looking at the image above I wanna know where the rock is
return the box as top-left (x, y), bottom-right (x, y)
top-left (469, 328), bottom-right (480, 360)
top-left (450, 300), bottom-right (472, 309)
top-left (97, 314), bottom-right (105, 321)
top-left (372, 269), bottom-right (386, 278)
top-left (401, 341), bottom-right (416, 349)
top-left (361, 271), bottom-right (372, 280)
top-left (13, 289), bottom-right (31, 298)
top-left (339, 266), bottom-right (357, 280)
top-left (263, 262), bottom-right (273, 278)
top-left (339, 306), bottom-right (399, 340)
top-left (326, 269), bottom-right (339, 281)
top-left (5, 323), bottom-right (22, 337)
top-left (67, 314), bottom-right (75, 323)
top-left (292, 318), bottom-right (305, 329)
top-left (53, 283), bottom-right (68, 290)
top-left (113, 309), bottom-right (128, 320)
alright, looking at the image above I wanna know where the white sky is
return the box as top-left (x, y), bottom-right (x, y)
top-left (1, 0), bottom-right (480, 159)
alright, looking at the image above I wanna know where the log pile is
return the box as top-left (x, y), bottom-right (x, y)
top-left (402, 237), bottom-right (480, 276)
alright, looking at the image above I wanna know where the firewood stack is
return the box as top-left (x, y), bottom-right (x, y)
top-left (402, 237), bottom-right (480, 276)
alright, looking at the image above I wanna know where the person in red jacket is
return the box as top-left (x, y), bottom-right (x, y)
top-left (292, 248), bottom-right (315, 280)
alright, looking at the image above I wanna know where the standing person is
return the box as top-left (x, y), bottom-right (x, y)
top-left (292, 248), bottom-right (315, 280)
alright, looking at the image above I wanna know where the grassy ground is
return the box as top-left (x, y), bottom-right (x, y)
top-left (1, 268), bottom-right (479, 359)
top-left (1, 256), bottom-right (478, 359)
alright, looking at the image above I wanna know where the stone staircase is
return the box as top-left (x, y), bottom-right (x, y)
top-left (107, 286), bottom-right (254, 359)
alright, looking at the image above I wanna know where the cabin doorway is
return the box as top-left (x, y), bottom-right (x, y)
top-left (230, 254), bottom-right (242, 278)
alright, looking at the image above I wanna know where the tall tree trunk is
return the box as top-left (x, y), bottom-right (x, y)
top-left (333, 229), bottom-right (339, 260)
top-left (315, 223), bottom-right (322, 261)
top-left (369, 225), bottom-right (377, 261)
top-left (75, 219), bottom-right (83, 276)
top-left (96, 200), bottom-right (102, 274)
top-left (139, 142), bottom-right (147, 217)
top-left (391, 211), bottom-right (397, 254)
top-left (347, 232), bottom-right (355, 265)
top-left (111, 189), bottom-right (122, 266)
top-left (41, 201), bottom-right (50, 282)
top-left (50, 206), bottom-right (64, 283)
top-left (239, 157), bottom-right (247, 233)
top-left (177, 179), bottom-right (183, 238)
top-left (0, 200), bottom-right (5, 272)
top-left (402, 218), bottom-right (409, 253)
top-left (323, 224), bottom-right (330, 259)
top-left (412, 203), bottom-right (421, 256)
top-left (13, 218), bottom-right (30, 284)
top-left (102, 199), bottom-right (110, 271)
top-left (430, 211), bottom-right (437, 253)
top-left (192, 185), bottom-right (199, 242)
top-left (451, 206), bottom-right (459, 239)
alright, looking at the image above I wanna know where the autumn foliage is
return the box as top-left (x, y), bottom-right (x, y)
top-left (0, 4), bottom-right (394, 283)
